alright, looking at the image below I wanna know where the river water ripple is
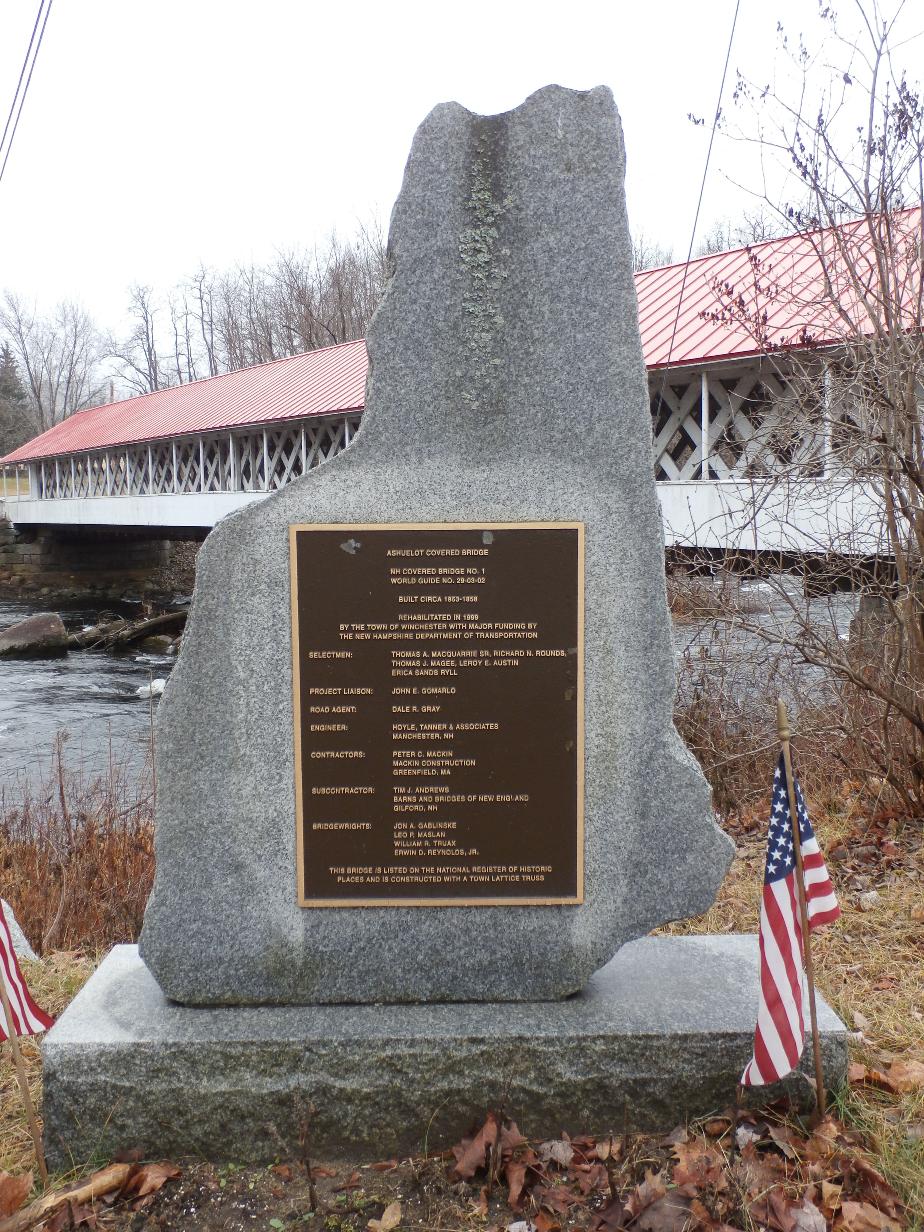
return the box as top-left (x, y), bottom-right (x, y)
top-left (0, 597), bottom-right (176, 792)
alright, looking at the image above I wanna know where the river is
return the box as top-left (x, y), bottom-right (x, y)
top-left (0, 579), bottom-right (858, 795)
top-left (0, 596), bottom-right (176, 794)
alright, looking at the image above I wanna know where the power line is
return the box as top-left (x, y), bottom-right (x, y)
top-left (0, 2), bottom-right (43, 158)
top-left (0, 0), bottom-right (53, 188)
top-left (660, 0), bottom-right (742, 377)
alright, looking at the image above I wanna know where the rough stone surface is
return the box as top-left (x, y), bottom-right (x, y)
top-left (0, 611), bottom-right (67, 657)
top-left (43, 937), bottom-right (848, 1167)
top-left (2, 898), bottom-right (38, 960)
top-left (140, 84), bottom-right (732, 1005)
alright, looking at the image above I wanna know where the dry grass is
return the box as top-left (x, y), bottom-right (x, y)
top-left (0, 735), bottom-right (155, 954)
top-left (664, 794), bottom-right (924, 1217)
top-left (0, 951), bottom-right (96, 1173)
top-left (667, 567), bottom-right (778, 624)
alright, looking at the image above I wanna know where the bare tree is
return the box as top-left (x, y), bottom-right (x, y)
top-left (631, 231), bottom-right (674, 272)
top-left (107, 222), bottom-right (388, 389)
top-left (690, 1), bottom-right (924, 811)
top-left (0, 294), bottom-right (105, 431)
top-left (108, 284), bottom-right (167, 395)
top-left (693, 208), bottom-right (790, 258)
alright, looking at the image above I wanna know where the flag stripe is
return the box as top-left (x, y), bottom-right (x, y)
top-left (741, 752), bottom-right (839, 1087)
top-left (762, 886), bottom-right (803, 1044)
top-left (0, 908), bottom-right (53, 1040)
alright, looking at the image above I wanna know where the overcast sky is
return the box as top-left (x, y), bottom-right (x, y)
top-left (0, 0), bottom-right (918, 331)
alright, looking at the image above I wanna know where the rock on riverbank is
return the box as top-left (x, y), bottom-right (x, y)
top-left (0, 611), bottom-right (68, 657)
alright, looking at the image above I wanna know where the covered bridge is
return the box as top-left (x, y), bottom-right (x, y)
top-left (4, 213), bottom-right (918, 553)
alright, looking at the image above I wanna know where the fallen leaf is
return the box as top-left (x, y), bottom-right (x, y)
top-left (885, 1059), bottom-right (924, 1092)
top-left (367, 1200), bottom-right (402, 1232)
top-left (661, 1125), bottom-right (689, 1147)
top-left (313, 1165), bottom-right (339, 1178)
top-left (506, 1222), bottom-right (535, 1232)
top-left (506, 1161), bottom-right (528, 1209)
top-left (734, 1123), bottom-right (762, 1149)
top-left (672, 1140), bottom-right (726, 1188)
top-left (838, 1199), bottom-right (903, 1232)
top-left (0, 1171), bottom-right (32, 1219)
top-left (733, 1141), bottom-right (786, 1198)
top-left (821, 1181), bottom-right (843, 1216)
top-left (768, 1124), bottom-right (806, 1160)
top-left (534, 1210), bottom-right (561, 1232)
top-left (271, 1164), bottom-right (292, 1182)
top-left (590, 1198), bottom-right (626, 1232)
top-left (853, 1010), bottom-right (872, 1033)
top-left (790, 1195), bottom-right (826, 1232)
top-left (452, 1112), bottom-right (499, 1180)
top-left (625, 1170), bottom-right (668, 1219)
top-left (636, 1193), bottom-right (694, 1232)
top-left (538, 1140), bottom-right (574, 1169)
top-left (123, 1162), bottom-right (181, 1198)
top-left (702, 1118), bottom-right (731, 1137)
top-left (574, 1163), bottom-right (609, 1196)
top-left (843, 1158), bottom-right (903, 1220)
top-left (473, 1187), bottom-right (489, 1217)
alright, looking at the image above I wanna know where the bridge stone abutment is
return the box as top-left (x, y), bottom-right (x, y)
top-left (0, 515), bottom-right (201, 600)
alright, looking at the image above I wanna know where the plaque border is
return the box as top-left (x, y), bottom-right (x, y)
top-left (290, 521), bottom-right (585, 908)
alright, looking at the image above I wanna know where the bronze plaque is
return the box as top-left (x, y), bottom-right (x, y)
top-left (290, 522), bottom-right (584, 907)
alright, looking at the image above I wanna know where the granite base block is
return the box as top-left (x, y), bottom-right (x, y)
top-left (43, 936), bottom-right (848, 1168)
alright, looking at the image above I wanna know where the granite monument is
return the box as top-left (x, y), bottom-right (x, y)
top-left (42, 85), bottom-right (846, 1164)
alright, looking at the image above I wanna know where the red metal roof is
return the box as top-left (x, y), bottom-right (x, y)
top-left (638, 207), bottom-right (922, 368)
top-left (4, 211), bottom-right (920, 464)
top-left (2, 338), bottom-right (368, 464)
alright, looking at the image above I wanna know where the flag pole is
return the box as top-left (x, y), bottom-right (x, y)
top-left (777, 698), bottom-right (826, 1119)
top-left (0, 965), bottom-right (48, 1184)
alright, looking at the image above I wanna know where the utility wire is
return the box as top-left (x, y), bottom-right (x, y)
top-left (659, 0), bottom-right (742, 381)
top-left (0, 1), bottom-right (43, 160)
top-left (0, 0), bottom-right (53, 188)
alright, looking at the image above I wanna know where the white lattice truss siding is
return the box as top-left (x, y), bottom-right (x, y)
top-left (3, 370), bottom-right (886, 553)
top-left (650, 367), bottom-right (830, 481)
top-left (5, 367), bottom-right (834, 501)
top-left (21, 415), bottom-right (362, 501)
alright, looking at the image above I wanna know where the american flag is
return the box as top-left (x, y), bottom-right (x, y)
top-left (0, 906), bottom-right (53, 1041)
top-left (740, 752), bottom-right (840, 1086)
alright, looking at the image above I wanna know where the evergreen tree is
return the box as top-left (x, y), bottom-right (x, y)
top-left (0, 342), bottom-right (34, 455)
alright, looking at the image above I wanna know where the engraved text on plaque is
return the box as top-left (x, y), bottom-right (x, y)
top-left (290, 522), bottom-right (584, 906)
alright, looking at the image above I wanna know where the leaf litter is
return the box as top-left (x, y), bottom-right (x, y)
top-left (0, 1101), bottom-right (911, 1231)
